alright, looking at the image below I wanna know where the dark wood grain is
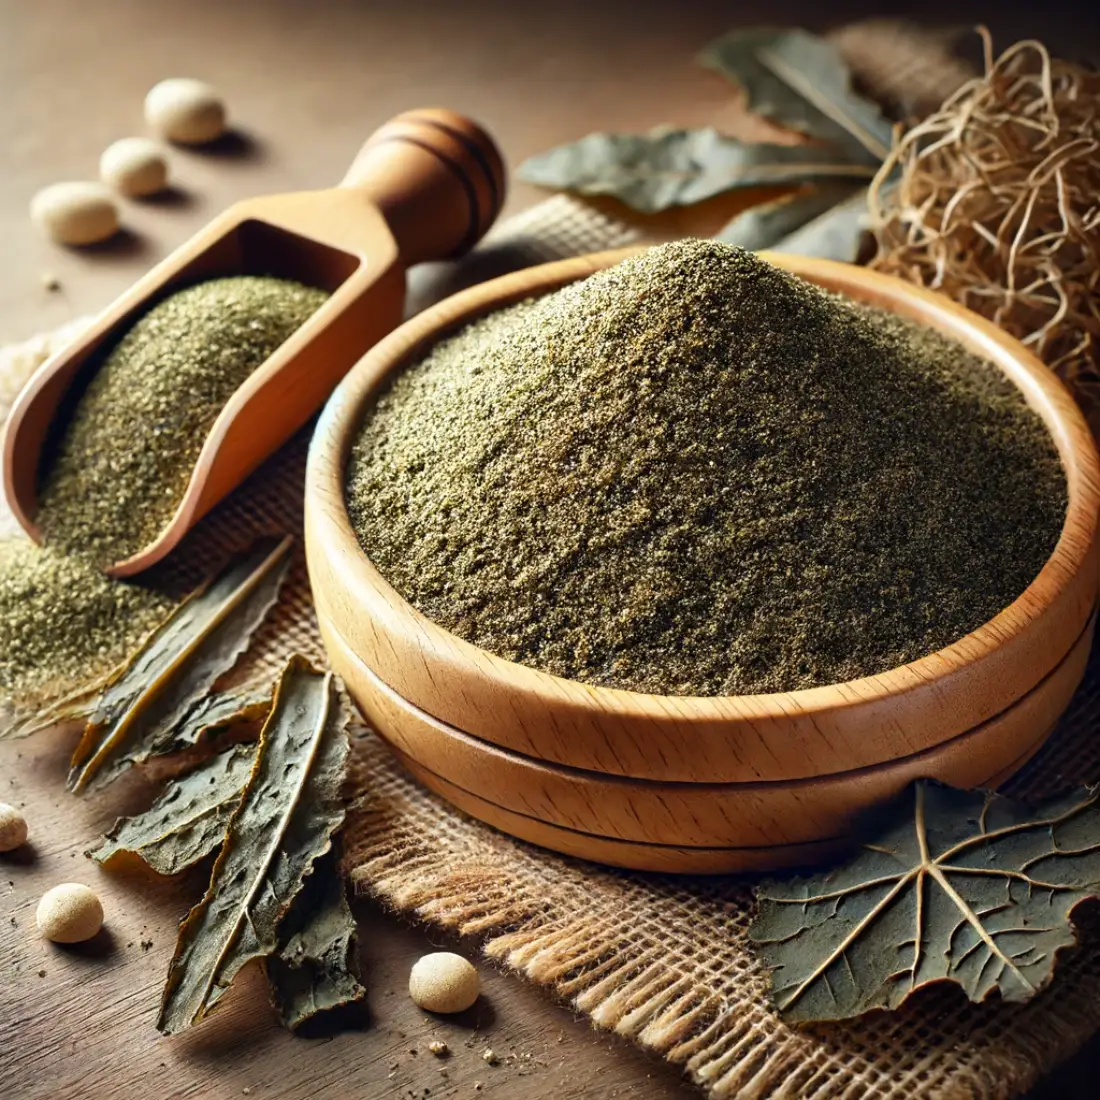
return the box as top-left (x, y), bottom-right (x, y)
top-left (2, 2), bottom-right (1100, 1098)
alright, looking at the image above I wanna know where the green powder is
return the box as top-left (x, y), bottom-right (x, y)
top-left (0, 536), bottom-right (173, 702)
top-left (345, 240), bottom-right (1067, 697)
top-left (0, 273), bottom-right (326, 707)
top-left (38, 275), bottom-right (328, 567)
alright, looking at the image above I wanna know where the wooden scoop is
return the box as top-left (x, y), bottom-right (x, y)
top-left (2, 107), bottom-right (505, 577)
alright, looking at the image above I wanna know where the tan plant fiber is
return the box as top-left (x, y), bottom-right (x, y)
top-left (869, 31), bottom-right (1100, 425)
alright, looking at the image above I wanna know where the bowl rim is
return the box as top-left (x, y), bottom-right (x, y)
top-left (326, 602), bottom-right (1092, 847)
top-left (305, 246), bottom-right (1100, 747)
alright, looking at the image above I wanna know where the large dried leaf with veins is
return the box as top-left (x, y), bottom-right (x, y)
top-left (68, 536), bottom-right (291, 793)
top-left (88, 743), bottom-right (256, 875)
top-left (750, 781), bottom-right (1100, 1023)
top-left (518, 127), bottom-right (874, 214)
top-left (698, 27), bottom-right (892, 162)
top-left (157, 656), bottom-right (349, 1034)
top-left (267, 849), bottom-right (365, 1030)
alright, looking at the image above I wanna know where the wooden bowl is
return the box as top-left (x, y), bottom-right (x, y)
top-left (391, 747), bottom-right (1048, 873)
top-left (392, 753), bottom-right (844, 874)
top-left (321, 605), bottom-right (1092, 860)
top-left (306, 247), bottom-right (1100, 793)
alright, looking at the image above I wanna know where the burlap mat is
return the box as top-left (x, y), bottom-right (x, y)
top-left (4, 24), bottom-right (1096, 1100)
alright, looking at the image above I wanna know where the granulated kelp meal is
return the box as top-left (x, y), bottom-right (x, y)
top-left (37, 275), bottom-right (327, 567)
top-left (1, 274), bottom-right (323, 707)
top-left (0, 537), bottom-right (173, 703)
top-left (345, 240), bottom-right (1067, 697)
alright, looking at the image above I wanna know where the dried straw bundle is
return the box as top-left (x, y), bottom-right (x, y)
top-left (869, 32), bottom-right (1100, 424)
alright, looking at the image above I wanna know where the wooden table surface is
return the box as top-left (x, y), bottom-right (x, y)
top-left (2, 2), bottom-right (1100, 1099)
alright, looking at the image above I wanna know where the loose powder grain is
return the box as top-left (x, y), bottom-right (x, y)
top-left (346, 241), bottom-right (1067, 697)
top-left (37, 275), bottom-right (327, 567)
top-left (1, 274), bottom-right (324, 707)
top-left (0, 537), bottom-right (172, 702)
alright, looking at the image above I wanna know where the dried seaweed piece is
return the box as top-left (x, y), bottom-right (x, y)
top-left (518, 128), bottom-right (874, 214)
top-left (750, 781), bottom-right (1100, 1023)
top-left (767, 185), bottom-right (874, 262)
top-left (170, 683), bottom-right (274, 749)
top-left (698, 27), bottom-right (892, 161)
top-left (716, 183), bottom-right (860, 251)
top-left (68, 536), bottom-right (292, 794)
top-left (88, 743), bottom-right (256, 875)
top-left (267, 849), bottom-right (365, 1030)
top-left (2, 679), bottom-right (106, 741)
top-left (157, 656), bottom-right (350, 1034)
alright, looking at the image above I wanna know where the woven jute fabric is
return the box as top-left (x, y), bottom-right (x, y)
top-left (829, 19), bottom-right (979, 122)
top-left (6, 32), bottom-right (1096, 1099)
top-left (4, 189), bottom-right (1100, 1100)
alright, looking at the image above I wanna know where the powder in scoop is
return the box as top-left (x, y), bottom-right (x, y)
top-left (345, 241), bottom-right (1066, 697)
top-left (37, 275), bottom-right (327, 567)
top-left (0, 536), bottom-right (173, 703)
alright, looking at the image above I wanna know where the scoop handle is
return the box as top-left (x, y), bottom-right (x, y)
top-left (341, 108), bottom-right (506, 267)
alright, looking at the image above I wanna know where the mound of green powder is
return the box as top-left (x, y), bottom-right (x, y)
top-left (0, 536), bottom-right (173, 703)
top-left (345, 240), bottom-right (1066, 697)
top-left (38, 275), bottom-right (327, 567)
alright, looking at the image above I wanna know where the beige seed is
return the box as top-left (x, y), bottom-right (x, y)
top-left (0, 802), bottom-right (28, 851)
top-left (144, 78), bottom-right (227, 144)
top-left (30, 182), bottom-right (119, 246)
top-left (100, 138), bottom-right (169, 197)
top-left (408, 951), bottom-right (480, 1014)
top-left (36, 882), bottom-right (104, 943)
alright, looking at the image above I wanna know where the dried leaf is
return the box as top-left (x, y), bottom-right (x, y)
top-left (68, 536), bottom-right (292, 794)
top-left (88, 743), bottom-right (256, 875)
top-left (766, 185), bottom-right (872, 262)
top-left (170, 683), bottom-right (274, 749)
top-left (715, 183), bottom-right (860, 251)
top-left (2, 679), bottom-right (106, 740)
top-left (750, 781), bottom-right (1100, 1024)
top-left (267, 849), bottom-right (365, 1030)
top-left (698, 28), bottom-right (893, 162)
top-left (518, 127), bottom-right (874, 214)
top-left (157, 656), bottom-right (350, 1034)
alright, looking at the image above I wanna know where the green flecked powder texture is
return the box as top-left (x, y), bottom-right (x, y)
top-left (37, 275), bottom-right (328, 567)
top-left (0, 536), bottom-right (174, 702)
top-left (345, 240), bottom-right (1067, 697)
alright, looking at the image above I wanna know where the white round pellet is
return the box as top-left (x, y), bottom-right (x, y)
top-left (144, 78), bottom-right (227, 145)
top-left (100, 138), bottom-right (169, 197)
top-left (409, 951), bottom-right (480, 1014)
top-left (0, 802), bottom-right (28, 851)
top-left (36, 883), bottom-right (104, 944)
top-left (30, 182), bottom-right (120, 246)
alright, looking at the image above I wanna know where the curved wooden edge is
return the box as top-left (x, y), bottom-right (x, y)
top-left (393, 721), bottom-right (1054, 873)
top-left (4, 192), bottom-right (405, 577)
top-left (394, 752), bottom-right (849, 874)
top-left (108, 192), bottom-right (402, 576)
top-left (341, 108), bottom-right (506, 264)
top-left (329, 611), bottom-right (1091, 846)
top-left (3, 205), bottom-right (255, 548)
top-left (306, 247), bottom-right (1100, 782)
